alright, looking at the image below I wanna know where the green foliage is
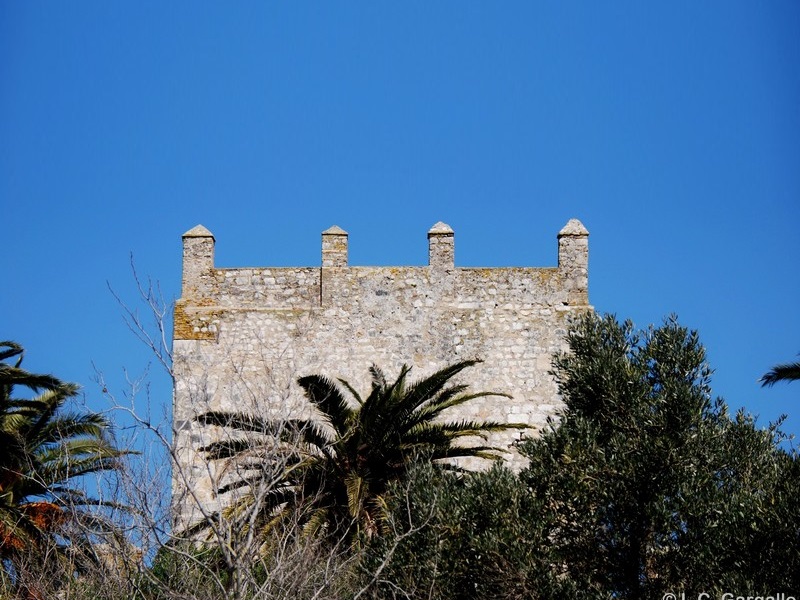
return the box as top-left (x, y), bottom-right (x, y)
top-left (361, 462), bottom-right (566, 600)
top-left (520, 314), bottom-right (800, 597)
top-left (363, 315), bottom-right (800, 600)
top-left (194, 360), bottom-right (518, 549)
top-left (761, 358), bottom-right (800, 386)
top-left (0, 341), bottom-right (130, 597)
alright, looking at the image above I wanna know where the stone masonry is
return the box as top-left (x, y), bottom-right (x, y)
top-left (172, 220), bottom-right (591, 528)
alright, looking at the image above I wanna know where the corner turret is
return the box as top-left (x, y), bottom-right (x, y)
top-left (181, 225), bottom-right (215, 298)
top-left (557, 219), bottom-right (589, 306)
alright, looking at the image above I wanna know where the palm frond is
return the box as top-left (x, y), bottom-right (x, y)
top-left (432, 444), bottom-right (507, 461)
top-left (34, 436), bottom-right (122, 462)
top-left (344, 472), bottom-right (367, 519)
top-left (35, 411), bottom-right (109, 443)
top-left (200, 437), bottom-right (260, 460)
top-left (33, 453), bottom-right (123, 486)
top-left (196, 410), bottom-right (277, 432)
top-left (337, 377), bottom-right (364, 406)
top-left (0, 412), bottom-right (33, 433)
top-left (26, 386), bottom-right (78, 442)
top-left (301, 506), bottom-right (332, 539)
top-left (760, 360), bottom-right (800, 387)
top-left (0, 341), bottom-right (24, 363)
top-left (46, 487), bottom-right (129, 513)
top-left (297, 374), bottom-right (355, 434)
top-left (410, 390), bottom-right (513, 425)
top-left (196, 411), bottom-right (324, 443)
top-left (402, 359), bottom-right (481, 411)
top-left (407, 419), bottom-right (520, 440)
top-left (0, 366), bottom-right (64, 394)
top-left (4, 398), bottom-right (51, 413)
top-left (368, 364), bottom-right (388, 393)
top-left (198, 418), bottom-right (334, 461)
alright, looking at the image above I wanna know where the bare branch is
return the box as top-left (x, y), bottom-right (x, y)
top-left (107, 254), bottom-right (174, 378)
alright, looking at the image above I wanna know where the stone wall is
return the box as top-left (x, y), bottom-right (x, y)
top-left (171, 220), bottom-right (591, 528)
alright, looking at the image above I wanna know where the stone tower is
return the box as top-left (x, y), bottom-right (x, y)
top-left (171, 220), bottom-right (590, 527)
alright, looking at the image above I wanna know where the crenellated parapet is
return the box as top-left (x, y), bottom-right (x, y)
top-left (176, 219), bottom-right (590, 329)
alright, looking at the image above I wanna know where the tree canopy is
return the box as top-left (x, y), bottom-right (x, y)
top-left (521, 314), bottom-right (799, 596)
top-left (365, 314), bottom-right (800, 599)
top-left (0, 341), bottom-right (129, 597)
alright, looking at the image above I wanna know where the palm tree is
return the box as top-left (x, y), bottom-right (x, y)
top-left (760, 357), bottom-right (800, 386)
top-left (195, 359), bottom-right (518, 546)
top-left (0, 341), bottom-right (127, 595)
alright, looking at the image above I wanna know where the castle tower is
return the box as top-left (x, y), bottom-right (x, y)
top-left (171, 219), bottom-right (591, 528)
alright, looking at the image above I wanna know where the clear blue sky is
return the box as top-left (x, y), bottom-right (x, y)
top-left (2, 2), bottom-right (798, 439)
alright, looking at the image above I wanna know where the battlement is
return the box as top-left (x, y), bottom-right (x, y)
top-left (175, 220), bottom-right (588, 340)
top-left (171, 220), bottom-right (590, 528)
